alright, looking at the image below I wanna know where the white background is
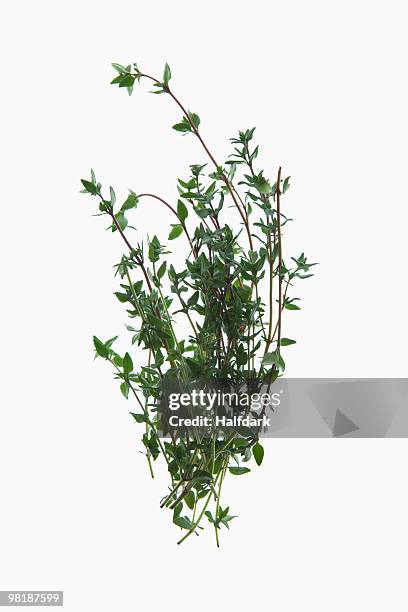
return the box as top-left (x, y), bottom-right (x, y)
top-left (1, 1), bottom-right (407, 610)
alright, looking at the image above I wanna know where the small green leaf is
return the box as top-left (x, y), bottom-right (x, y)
top-left (229, 467), bottom-right (251, 475)
top-left (284, 303), bottom-right (301, 310)
top-left (114, 292), bottom-right (129, 303)
top-left (172, 117), bottom-right (191, 133)
top-left (188, 112), bottom-right (200, 129)
top-left (111, 63), bottom-right (126, 74)
top-left (278, 353), bottom-right (286, 371)
top-left (185, 490), bottom-right (195, 510)
top-left (173, 502), bottom-right (183, 518)
top-left (123, 352), bottom-right (133, 375)
top-left (263, 350), bottom-right (285, 371)
top-left (81, 179), bottom-right (97, 195)
top-left (130, 412), bottom-right (147, 423)
top-left (281, 338), bottom-right (296, 346)
top-left (93, 336), bottom-right (109, 359)
top-left (205, 510), bottom-right (214, 524)
top-left (120, 382), bottom-right (129, 399)
top-left (282, 176), bottom-right (290, 193)
top-left (109, 186), bottom-right (116, 207)
top-left (168, 224), bottom-right (183, 240)
top-left (119, 74), bottom-right (135, 88)
top-left (262, 351), bottom-right (279, 366)
top-left (148, 235), bottom-right (161, 263)
top-left (187, 291), bottom-right (199, 307)
top-left (157, 260), bottom-right (167, 280)
top-left (173, 515), bottom-right (194, 530)
top-left (252, 442), bottom-right (264, 466)
top-left (163, 63), bottom-right (171, 86)
top-left (113, 211), bottom-right (128, 232)
top-left (121, 192), bottom-right (138, 212)
top-left (177, 199), bottom-right (188, 222)
top-left (257, 177), bottom-right (272, 194)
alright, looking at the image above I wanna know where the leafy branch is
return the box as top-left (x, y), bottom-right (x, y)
top-left (80, 61), bottom-right (318, 545)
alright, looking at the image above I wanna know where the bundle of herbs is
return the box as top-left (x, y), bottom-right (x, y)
top-left (81, 62), bottom-right (317, 546)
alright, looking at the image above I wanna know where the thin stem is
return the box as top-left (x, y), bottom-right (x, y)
top-left (275, 167), bottom-right (283, 351)
top-left (145, 430), bottom-right (154, 479)
top-left (153, 262), bottom-right (190, 380)
top-left (108, 205), bottom-right (155, 293)
top-left (160, 480), bottom-right (184, 508)
top-left (106, 351), bottom-right (169, 467)
top-left (214, 461), bottom-right (227, 548)
top-left (177, 469), bottom-right (222, 545)
top-left (134, 72), bottom-right (253, 250)
top-left (109, 207), bottom-right (135, 254)
top-left (145, 350), bottom-right (154, 478)
top-left (126, 379), bottom-right (170, 465)
top-left (264, 231), bottom-right (275, 355)
top-left (137, 193), bottom-right (195, 255)
top-left (270, 278), bottom-right (291, 343)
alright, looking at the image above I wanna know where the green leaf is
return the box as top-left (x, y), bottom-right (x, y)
top-left (123, 352), bottom-right (133, 375)
top-left (257, 177), bottom-right (272, 194)
top-left (168, 224), bottom-right (183, 240)
top-left (281, 338), bottom-right (296, 346)
top-left (188, 112), bottom-right (200, 129)
top-left (278, 353), bottom-right (286, 371)
top-left (252, 442), bottom-right (264, 466)
top-left (109, 186), bottom-right (116, 207)
top-left (113, 211), bottom-right (128, 232)
top-left (81, 179), bottom-right (97, 195)
top-left (172, 117), bottom-right (191, 133)
top-left (185, 357), bottom-right (202, 377)
top-left (284, 303), bottom-right (301, 310)
top-left (263, 350), bottom-right (285, 371)
top-left (163, 63), bottom-right (171, 86)
top-left (111, 63), bottom-right (126, 74)
top-left (130, 412), bottom-right (147, 423)
top-left (173, 515), bottom-right (194, 530)
top-left (205, 510), bottom-right (214, 524)
top-left (120, 382), bottom-right (130, 399)
top-left (229, 467), bottom-right (251, 475)
top-left (185, 490), bottom-right (195, 510)
top-left (191, 470), bottom-right (212, 484)
top-left (105, 336), bottom-right (118, 348)
top-left (119, 74), bottom-right (134, 88)
top-left (282, 176), bottom-right (290, 193)
top-left (148, 235), bottom-right (161, 263)
top-left (173, 502), bottom-right (183, 518)
top-left (93, 336), bottom-right (109, 359)
top-left (121, 192), bottom-right (138, 212)
top-left (157, 260), bottom-right (167, 280)
top-left (187, 291), bottom-right (199, 307)
top-left (172, 123), bottom-right (190, 133)
top-left (114, 292), bottom-right (128, 303)
top-left (262, 351), bottom-right (279, 366)
top-left (177, 199), bottom-right (188, 222)
top-left (194, 208), bottom-right (212, 219)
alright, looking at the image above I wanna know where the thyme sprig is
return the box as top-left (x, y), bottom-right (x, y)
top-left (81, 61), bottom-right (317, 546)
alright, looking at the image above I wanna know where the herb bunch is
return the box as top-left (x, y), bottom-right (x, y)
top-left (81, 62), bottom-right (317, 546)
